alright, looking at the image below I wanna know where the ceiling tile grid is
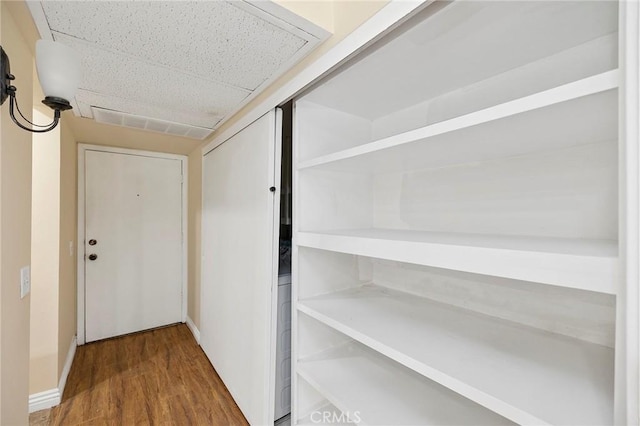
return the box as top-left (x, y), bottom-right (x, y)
top-left (53, 32), bottom-right (251, 125)
top-left (29, 0), bottom-right (327, 139)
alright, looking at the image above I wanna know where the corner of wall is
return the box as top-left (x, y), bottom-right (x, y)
top-left (1, 2), bottom-right (34, 424)
top-left (30, 108), bottom-right (61, 396)
top-left (57, 120), bottom-right (77, 380)
top-left (187, 147), bottom-right (203, 329)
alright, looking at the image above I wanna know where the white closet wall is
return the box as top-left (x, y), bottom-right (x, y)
top-left (292, 1), bottom-right (631, 425)
top-left (201, 110), bottom-right (282, 426)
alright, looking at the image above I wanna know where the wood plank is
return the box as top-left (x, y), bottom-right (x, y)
top-left (46, 324), bottom-right (247, 426)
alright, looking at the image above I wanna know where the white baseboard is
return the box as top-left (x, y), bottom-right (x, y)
top-left (186, 316), bottom-right (200, 344)
top-left (29, 335), bottom-right (77, 413)
top-left (58, 335), bottom-right (77, 395)
top-left (29, 389), bottom-right (60, 413)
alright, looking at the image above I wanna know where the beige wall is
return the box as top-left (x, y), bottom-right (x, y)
top-left (187, 150), bottom-right (202, 327)
top-left (11, 0), bottom-right (77, 397)
top-left (1, 2), bottom-right (33, 423)
top-left (30, 108), bottom-right (61, 394)
top-left (275, 1), bottom-right (334, 32)
top-left (58, 120), bottom-right (77, 379)
top-left (69, 116), bottom-right (202, 156)
top-left (30, 70), bottom-right (78, 395)
top-left (187, 0), bottom-right (388, 328)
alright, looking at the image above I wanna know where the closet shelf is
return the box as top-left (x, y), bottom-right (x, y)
top-left (296, 229), bottom-right (618, 294)
top-left (296, 403), bottom-right (346, 426)
top-left (298, 285), bottom-right (613, 425)
top-left (297, 343), bottom-right (512, 426)
top-left (297, 71), bottom-right (618, 173)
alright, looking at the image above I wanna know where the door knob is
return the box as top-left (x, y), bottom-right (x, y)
top-left (88, 253), bottom-right (98, 261)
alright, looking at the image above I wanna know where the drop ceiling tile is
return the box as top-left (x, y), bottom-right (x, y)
top-left (40, 1), bottom-right (307, 91)
top-left (54, 32), bottom-right (248, 126)
top-left (29, 0), bottom-right (327, 136)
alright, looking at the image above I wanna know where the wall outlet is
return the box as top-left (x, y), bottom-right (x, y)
top-left (20, 266), bottom-right (30, 299)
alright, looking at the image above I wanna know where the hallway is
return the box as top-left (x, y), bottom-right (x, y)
top-left (31, 324), bottom-right (247, 425)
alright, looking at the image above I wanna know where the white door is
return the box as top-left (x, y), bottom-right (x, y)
top-left (201, 109), bottom-right (282, 425)
top-left (83, 149), bottom-right (184, 343)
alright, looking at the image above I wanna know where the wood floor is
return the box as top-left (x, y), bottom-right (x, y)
top-left (45, 324), bottom-right (248, 425)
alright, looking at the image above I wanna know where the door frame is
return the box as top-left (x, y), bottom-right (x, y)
top-left (77, 144), bottom-right (188, 345)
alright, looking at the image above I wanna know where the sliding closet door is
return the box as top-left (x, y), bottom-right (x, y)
top-left (201, 109), bottom-right (282, 425)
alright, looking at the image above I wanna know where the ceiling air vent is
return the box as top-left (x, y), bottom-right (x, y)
top-left (91, 107), bottom-right (212, 140)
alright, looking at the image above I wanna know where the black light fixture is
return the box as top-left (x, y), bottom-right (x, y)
top-left (1, 40), bottom-right (80, 133)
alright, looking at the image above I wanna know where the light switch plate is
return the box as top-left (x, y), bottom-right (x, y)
top-left (20, 266), bottom-right (30, 299)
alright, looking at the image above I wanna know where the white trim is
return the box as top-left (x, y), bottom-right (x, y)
top-left (265, 107), bottom-right (284, 425)
top-left (238, 1), bottom-right (328, 42)
top-left (182, 157), bottom-right (189, 323)
top-left (619, 0), bottom-right (640, 424)
top-left (27, 333), bottom-right (76, 412)
top-left (202, 0), bottom-right (428, 156)
top-left (78, 144), bottom-right (189, 161)
top-left (200, 145), bottom-right (206, 349)
top-left (77, 144), bottom-right (86, 344)
top-left (29, 389), bottom-right (60, 414)
top-left (25, 2), bottom-right (51, 41)
top-left (291, 101), bottom-right (301, 423)
top-left (77, 144), bottom-right (188, 345)
top-left (186, 316), bottom-right (200, 344)
top-left (58, 335), bottom-right (77, 397)
top-left (29, 333), bottom-right (75, 414)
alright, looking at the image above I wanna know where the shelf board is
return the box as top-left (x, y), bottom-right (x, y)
top-left (296, 229), bottom-right (618, 294)
top-left (297, 343), bottom-right (512, 425)
top-left (296, 403), bottom-right (350, 426)
top-left (298, 285), bottom-right (614, 425)
top-left (297, 71), bottom-right (618, 173)
top-left (300, 1), bottom-right (617, 121)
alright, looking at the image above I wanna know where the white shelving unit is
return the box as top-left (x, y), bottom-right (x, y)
top-left (297, 71), bottom-right (618, 172)
top-left (299, 285), bottom-right (613, 425)
top-left (292, 1), bottom-right (631, 424)
top-left (297, 342), bottom-right (512, 425)
top-left (297, 230), bottom-right (617, 294)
